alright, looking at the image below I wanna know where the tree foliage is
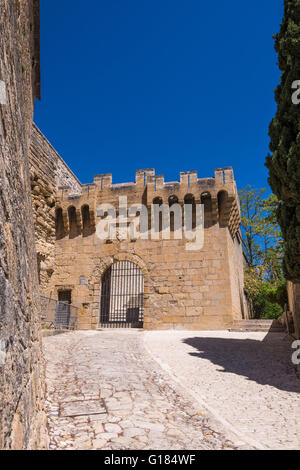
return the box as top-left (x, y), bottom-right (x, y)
top-left (239, 186), bottom-right (287, 318)
top-left (239, 186), bottom-right (283, 280)
top-left (265, 0), bottom-right (300, 281)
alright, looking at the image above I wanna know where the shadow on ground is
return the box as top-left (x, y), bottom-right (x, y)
top-left (182, 333), bottom-right (300, 393)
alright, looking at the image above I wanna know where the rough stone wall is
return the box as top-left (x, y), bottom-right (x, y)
top-left (0, 0), bottom-right (47, 449)
top-left (29, 124), bottom-right (81, 293)
top-left (287, 281), bottom-right (300, 339)
top-left (49, 168), bottom-right (245, 330)
top-left (226, 229), bottom-right (249, 321)
top-left (30, 125), bottom-right (81, 195)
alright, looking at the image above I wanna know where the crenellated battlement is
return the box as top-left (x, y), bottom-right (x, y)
top-left (55, 167), bottom-right (241, 240)
top-left (57, 167), bottom-right (237, 201)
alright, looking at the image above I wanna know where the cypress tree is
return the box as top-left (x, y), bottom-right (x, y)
top-left (266, 0), bottom-right (300, 280)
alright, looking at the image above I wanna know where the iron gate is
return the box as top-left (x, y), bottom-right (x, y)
top-left (40, 296), bottom-right (78, 330)
top-left (100, 261), bottom-right (144, 327)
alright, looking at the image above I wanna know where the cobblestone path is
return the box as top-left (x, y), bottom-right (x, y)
top-left (43, 330), bottom-right (246, 450)
top-left (144, 331), bottom-right (300, 450)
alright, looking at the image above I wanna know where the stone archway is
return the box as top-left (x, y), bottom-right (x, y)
top-left (100, 261), bottom-right (144, 327)
top-left (88, 253), bottom-right (150, 329)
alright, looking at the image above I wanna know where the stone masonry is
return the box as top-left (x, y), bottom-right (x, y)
top-left (38, 166), bottom-right (250, 330)
top-left (0, 0), bottom-right (47, 449)
top-left (43, 330), bottom-right (246, 450)
top-left (29, 124), bottom-right (81, 291)
top-left (0, 0), bottom-right (297, 452)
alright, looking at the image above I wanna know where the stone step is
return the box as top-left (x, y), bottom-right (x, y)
top-left (234, 319), bottom-right (274, 325)
top-left (234, 320), bottom-right (282, 326)
top-left (233, 324), bottom-right (273, 328)
top-left (233, 323), bottom-right (282, 328)
top-left (229, 327), bottom-right (284, 333)
top-left (229, 319), bottom-right (285, 333)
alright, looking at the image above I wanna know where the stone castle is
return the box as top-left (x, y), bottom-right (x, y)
top-left (0, 1), bottom-right (248, 447)
top-left (1, 0), bottom-right (299, 451)
top-left (29, 124), bottom-right (249, 330)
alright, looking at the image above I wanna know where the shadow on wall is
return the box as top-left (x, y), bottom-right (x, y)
top-left (182, 334), bottom-right (300, 394)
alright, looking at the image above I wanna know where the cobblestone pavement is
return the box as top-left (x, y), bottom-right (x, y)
top-left (143, 331), bottom-right (300, 450)
top-left (43, 330), bottom-right (248, 450)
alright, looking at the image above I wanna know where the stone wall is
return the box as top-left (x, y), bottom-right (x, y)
top-left (31, 124), bottom-right (81, 194)
top-left (0, 0), bottom-right (47, 449)
top-left (48, 168), bottom-right (247, 330)
top-left (287, 281), bottom-right (300, 339)
top-left (226, 229), bottom-right (249, 320)
top-left (29, 124), bottom-right (81, 292)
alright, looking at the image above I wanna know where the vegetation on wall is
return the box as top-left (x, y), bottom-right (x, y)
top-left (239, 186), bottom-right (287, 319)
top-left (265, 0), bottom-right (300, 281)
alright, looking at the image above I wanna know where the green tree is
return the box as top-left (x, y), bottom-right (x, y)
top-left (256, 193), bottom-right (284, 281)
top-left (239, 186), bottom-right (266, 268)
top-left (239, 186), bottom-right (287, 318)
top-left (239, 186), bottom-right (283, 280)
top-left (265, 0), bottom-right (300, 281)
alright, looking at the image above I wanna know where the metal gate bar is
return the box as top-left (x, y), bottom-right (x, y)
top-left (100, 261), bottom-right (144, 327)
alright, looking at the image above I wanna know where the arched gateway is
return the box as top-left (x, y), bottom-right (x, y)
top-left (100, 261), bottom-right (144, 327)
top-left (45, 167), bottom-right (247, 330)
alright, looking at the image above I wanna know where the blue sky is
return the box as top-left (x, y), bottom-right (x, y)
top-left (35, 1), bottom-right (283, 191)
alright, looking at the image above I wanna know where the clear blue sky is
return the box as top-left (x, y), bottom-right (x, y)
top-left (34, 1), bottom-right (283, 191)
